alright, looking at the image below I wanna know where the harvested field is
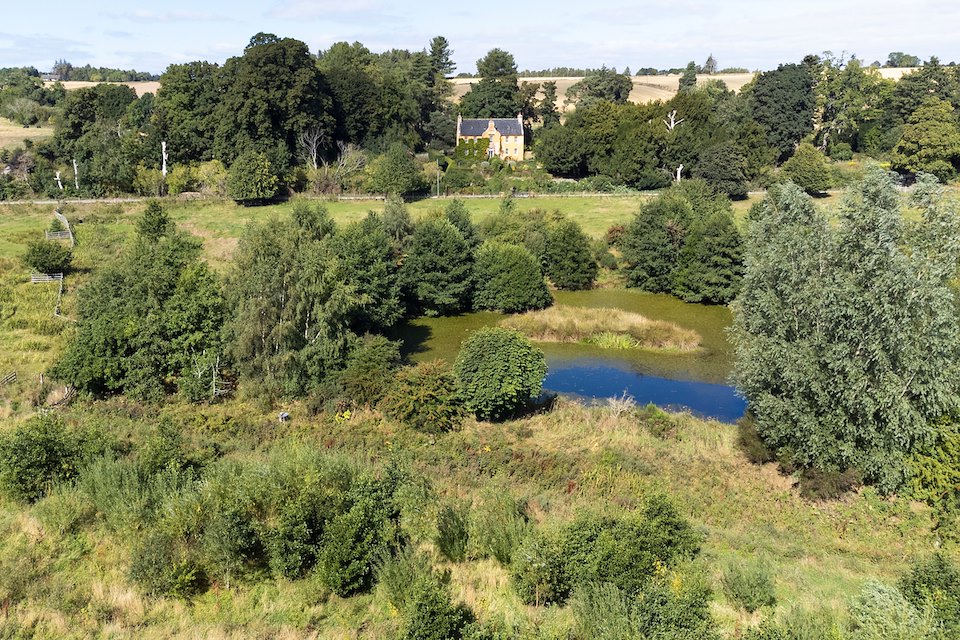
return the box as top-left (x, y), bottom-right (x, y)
top-left (45, 80), bottom-right (161, 97)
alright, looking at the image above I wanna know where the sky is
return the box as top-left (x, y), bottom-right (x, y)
top-left (2, 0), bottom-right (960, 75)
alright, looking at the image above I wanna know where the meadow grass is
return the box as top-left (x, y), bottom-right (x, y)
top-left (0, 117), bottom-right (53, 150)
top-left (0, 397), bottom-right (950, 637)
top-left (501, 304), bottom-right (701, 352)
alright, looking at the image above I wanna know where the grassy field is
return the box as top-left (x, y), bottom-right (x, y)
top-left (0, 186), bottom-right (956, 637)
top-left (0, 117), bottom-right (54, 150)
top-left (0, 393), bottom-right (948, 637)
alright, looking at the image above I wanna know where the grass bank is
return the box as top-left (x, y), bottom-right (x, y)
top-left (0, 397), bottom-right (949, 638)
top-left (501, 305), bottom-right (701, 352)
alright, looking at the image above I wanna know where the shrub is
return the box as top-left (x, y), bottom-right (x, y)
top-left (605, 224), bottom-right (626, 247)
top-left (454, 327), bottom-right (547, 421)
top-left (21, 238), bottom-right (72, 274)
top-left (571, 572), bottom-right (719, 640)
top-left (512, 495), bottom-right (701, 605)
top-left (898, 553), bottom-right (960, 637)
top-left (376, 545), bottom-right (434, 611)
top-left (782, 143), bottom-right (832, 194)
top-left (847, 581), bottom-right (940, 640)
top-left (468, 489), bottom-right (530, 565)
top-left (829, 142), bottom-right (854, 161)
top-left (335, 335), bottom-right (402, 406)
top-left (797, 467), bottom-right (862, 500)
top-left (380, 360), bottom-right (465, 434)
top-left (436, 501), bottom-right (470, 562)
top-left (737, 413), bottom-right (776, 464)
top-left (722, 557), bottom-right (777, 612)
top-left (227, 151), bottom-right (279, 203)
top-left (472, 242), bottom-right (553, 313)
top-left (402, 573), bottom-right (474, 640)
top-left (129, 529), bottom-right (207, 598)
top-left (543, 219), bottom-right (597, 290)
top-left (0, 414), bottom-right (85, 502)
top-left (315, 477), bottom-right (400, 596)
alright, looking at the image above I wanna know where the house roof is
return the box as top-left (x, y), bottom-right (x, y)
top-left (460, 118), bottom-right (523, 136)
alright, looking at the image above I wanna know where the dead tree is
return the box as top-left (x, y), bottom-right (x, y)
top-left (161, 141), bottom-right (169, 177)
top-left (297, 126), bottom-right (327, 171)
top-left (675, 164), bottom-right (684, 182)
top-left (663, 109), bottom-right (684, 131)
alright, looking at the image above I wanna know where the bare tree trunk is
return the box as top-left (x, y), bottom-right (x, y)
top-left (675, 164), bottom-right (684, 182)
top-left (297, 126), bottom-right (325, 170)
top-left (663, 109), bottom-right (684, 131)
top-left (161, 141), bottom-right (168, 177)
top-left (55, 171), bottom-right (63, 191)
top-left (72, 159), bottom-right (79, 190)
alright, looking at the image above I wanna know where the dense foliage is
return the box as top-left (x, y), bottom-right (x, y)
top-left (732, 171), bottom-right (960, 491)
top-left (472, 241), bottom-right (552, 312)
top-left (453, 327), bottom-right (547, 421)
top-left (621, 180), bottom-right (743, 303)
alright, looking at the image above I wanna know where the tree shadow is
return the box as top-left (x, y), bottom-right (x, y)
top-left (385, 320), bottom-right (434, 362)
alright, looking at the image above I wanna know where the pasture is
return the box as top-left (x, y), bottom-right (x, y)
top-left (0, 116), bottom-right (54, 150)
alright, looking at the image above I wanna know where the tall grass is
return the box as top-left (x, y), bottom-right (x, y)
top-left (501, 305), bottom-right (701, 352)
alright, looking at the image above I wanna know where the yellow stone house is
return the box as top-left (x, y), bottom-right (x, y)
top-left (456, 114), bottom-right (525, 161)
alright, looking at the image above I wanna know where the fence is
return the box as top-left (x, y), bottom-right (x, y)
top-left (31, 273), bottom-right (64, 284)
top-left (0, 371), bottom-right (15, 386)
top-left (52, 211), bottom-right (75, 246)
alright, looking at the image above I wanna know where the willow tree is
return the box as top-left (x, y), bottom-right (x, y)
top-left (731, 170), bottom-right (960, 491)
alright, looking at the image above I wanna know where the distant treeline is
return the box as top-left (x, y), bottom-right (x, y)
top-left (51, 60), bottom-right (160, 82)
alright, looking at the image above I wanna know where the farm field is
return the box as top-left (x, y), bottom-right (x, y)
top-left (43, 80), bottom-right (161, 97)
top-left (451, 68), bottom-right (916, 111)
top-left (0, 117), bottom-right (54, 150)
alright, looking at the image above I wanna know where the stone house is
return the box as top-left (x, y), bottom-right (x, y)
top-left (455, 114), bottom-right (524, 161)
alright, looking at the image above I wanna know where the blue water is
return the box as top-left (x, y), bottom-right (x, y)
top-left (544, 358), bottom-right (747, 423)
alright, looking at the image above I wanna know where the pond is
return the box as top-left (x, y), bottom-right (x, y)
top-left (389, 289), bottom-right (745, 421)
top-left (544, 357), bottom-right (747, 422)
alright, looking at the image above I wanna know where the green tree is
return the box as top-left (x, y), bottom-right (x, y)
top-left (225, 207), bottom-right (358, 395)
top-left (781, 142), bottom-right (832, 194)
top-left (678, 62), bottom-right (698, 93)
top-left (473, 242), bottom-right (552, 312)
top-left (400, 218), bottom-right (473, 316)
top-left (539, 81), bottom-right (561, 127)
top-left (136, 200), bottom-right (174, 241)
top-left (54, 205), bottom-right (224, 400)
top-left (693, 141), bottom-right (749, 198)
top-left (543, 219), bottom-right (597, 290)
top-left (453, 327), bottom-right (547, 421)
top-left (213, 35), bottom-right (332, 168)
top-left (227, 151), bottom-right (279, 203)
top-left (460, 48), bottom-right (522, 118)
top-left (891, 98), bottom-right (960, 181)
top-left (564, 67), bottom-right (633, 107)
top-left (750, 63), bottom-right (815, 162)
top-left (154, 61), bottom-right (220, 163)
top-left (365, 144), bottom-right (426, 197)
top-left (731, 172), bottom-right (960, 491)
top-left (673, 209), bottom-right (743, 304)
top-left (332, 212), bottom-right (404, 331)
